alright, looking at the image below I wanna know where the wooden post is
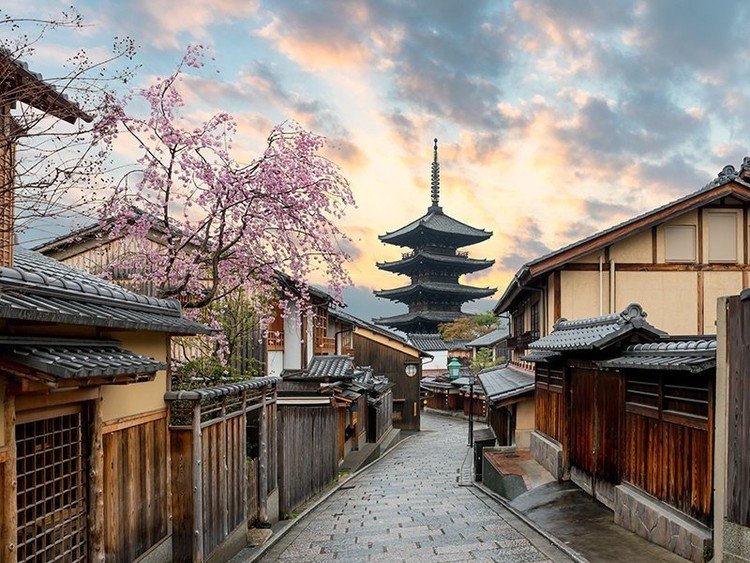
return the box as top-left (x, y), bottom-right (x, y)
top-left (258, 390), bottom-right (269, 524)
top-left (192, 402), bottom-right (204, 562)
top-left (2, 394), bottom-right (17, 563)
top-left (88, 397), bottom-right (105, 562)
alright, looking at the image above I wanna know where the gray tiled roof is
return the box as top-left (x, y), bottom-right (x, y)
top-left (407, 333), bottom-right (450, 351)
top-left (305, 355), bottom-right (355, 379)
top-left (478, 365), bottom-right (534, 403)
top-left (529, 304), bottom-right (664, 352)
top-left (0, 248), bottom-right (209, 334)
top-left (375, 281), bottom-right (495, 301)
top-left (521, 350), bottom-right (562, 363)
top-left (420, 376), bottom-right (454, 390)
top-left (374, 310), bottom-right (463, 328)
top-left (468, 326), bottom-right (509, 347)
top-left (598, 338), bottom-right (716, 373)
top-left (380, 208), bottom-right (492, 246)
top-left (377, 251), bottom-right (494, 273)
top-left (164, 376), bottom-right (280, 401)
top-left (0, 339), bottom-right (165, 379)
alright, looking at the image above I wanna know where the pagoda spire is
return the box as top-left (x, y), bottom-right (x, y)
top-left (430, 138), bottom-right (440, 209)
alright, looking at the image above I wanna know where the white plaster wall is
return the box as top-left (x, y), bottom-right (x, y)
top-left (283, 302), bottom-right (302, 370)
top-left (267, 351), bottom-right (284, 377)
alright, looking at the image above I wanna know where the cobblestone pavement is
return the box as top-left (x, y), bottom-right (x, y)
top-left (258, 414), bottom-right (571, 562)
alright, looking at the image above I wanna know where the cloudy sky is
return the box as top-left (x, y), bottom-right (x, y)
top-left (12, 0), bottom-right (750, 322)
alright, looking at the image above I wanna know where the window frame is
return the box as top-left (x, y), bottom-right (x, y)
top-left (664, 224), bottom-right (697, 263)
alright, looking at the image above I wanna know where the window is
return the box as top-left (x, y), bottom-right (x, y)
top-left (530, 302), bottom-right (540, 339)
top-left (513, 309), bottom-right (524, 337)
top-left (707, 212), bottom-right (737, 263)
top-left (664, 225), bottom-right (696, 262)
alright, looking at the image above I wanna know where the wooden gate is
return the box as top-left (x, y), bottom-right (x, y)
top-left (16, 406), bottom-right (88, 562)
top-left (569, 367), bottom-right (622, 506)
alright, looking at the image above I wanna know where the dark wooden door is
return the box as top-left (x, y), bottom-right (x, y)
top-left (569, 367), bottom-right (622, 495)
top-left (570, 367), bottom-right (596, 475)
top-left (595, 372), bottom-right (622, 483)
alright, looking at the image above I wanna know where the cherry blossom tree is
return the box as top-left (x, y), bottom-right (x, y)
top-left (98, 46), bottom-right (354, 331)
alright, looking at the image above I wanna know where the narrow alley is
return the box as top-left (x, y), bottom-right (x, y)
top-left (257, 414), bottom-right (571, 562)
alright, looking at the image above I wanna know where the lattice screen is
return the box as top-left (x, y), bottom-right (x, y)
top-left (16, 410), bottom-right (89, 562)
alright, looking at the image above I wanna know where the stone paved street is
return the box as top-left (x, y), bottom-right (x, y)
top-left (257, 414), bottom-right (571, 562)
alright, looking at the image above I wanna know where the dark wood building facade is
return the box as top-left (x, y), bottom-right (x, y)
top-left (527, 304), bottom-right (716, 562)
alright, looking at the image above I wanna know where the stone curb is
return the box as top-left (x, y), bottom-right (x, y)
top-left (238, 432), bottom-right (418, 563)
top-left (473, 482), bottom-right (590, 563)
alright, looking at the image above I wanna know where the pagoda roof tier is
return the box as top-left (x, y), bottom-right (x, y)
top-left (373, 310), bottom-right (463, 332)
top-left (374, 281), bottom-right (495, 304)
top-left (379, 207), bottom-right (492, 248)
top-left (377, 250), bottom-right (494, 275)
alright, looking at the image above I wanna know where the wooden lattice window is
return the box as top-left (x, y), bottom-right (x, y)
top-left (16, 407), bottom-right (89, 562)
top-left (313, 307), bottom-right (334, 353)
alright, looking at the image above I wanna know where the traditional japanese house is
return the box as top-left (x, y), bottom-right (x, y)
top-left (265, 286), bottom-right (355, 377)
top-left (374, 139), bottom-right (495, 334)
top-left (329, 308), bottom-right (427, 431)
top-left (477, 366), bottom-right (535, 447)
top-left (467, 327), bottom-right (510, 364)
top-left (275, 354), bottom-right (363, 514)
top-left (34, 211), bottom-right (267, 373)
top-left (526, 304), bottom-right (717, 562)
top-left (495, 162), bottom-right (750, 368)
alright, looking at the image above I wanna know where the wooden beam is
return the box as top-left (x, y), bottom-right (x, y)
top-left (192, 403), bottom-right (204, 562)
top-left (102, 409), bottom-right (166, 435)
top-left (744, 207), bottom-right (748, 265)
top-left (15, 387), bottom-right (100, 412)
top-left (258, 392), bottom-right (269, 524)
top-left (554, 271), bottom-right (561, 322)
top-left (698, 207), bottom-right (704, 264)
top-left (88, 396), bottom-right (105, 562)
top-left (2, 394), bottom-right (16, 563)
top-left (562, 262), bottom-right (750, 272)
top-left (697, 270), bottom-right (705, 335)
top-left (651, 227), bottom-right (657, 264)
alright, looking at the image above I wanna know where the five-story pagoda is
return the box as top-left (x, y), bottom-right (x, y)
top-left (374, 139), bottom-right (495, 334)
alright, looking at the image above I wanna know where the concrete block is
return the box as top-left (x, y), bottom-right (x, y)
top-left (614, 483), bottom-right (712, 562)
top-left (723, 520), bottom-right (750, 562)
top-left (529, 431), bottom-right (563, 481)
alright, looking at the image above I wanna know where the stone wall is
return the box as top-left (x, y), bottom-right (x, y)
top-left (613, 483), bottom-right (712, 563)
top-left (529, 431), bottom-right (563, 481)
top-left (723, 521), bottom-right (750, 562)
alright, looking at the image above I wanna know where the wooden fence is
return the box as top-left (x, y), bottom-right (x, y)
top-left (368, 390), bottom-right (393, 443)
top-left (278, 404), bottom-right (338, 515)
top-left (166, 378), bottom-right (278, 562)
top-left (102, 413), bottom-right (169, 562)
top-left (727, 295), bottom-right (750, 526)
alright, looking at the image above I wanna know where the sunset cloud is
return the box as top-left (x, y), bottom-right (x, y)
top-left (14, 0), bottom-right (750, 323)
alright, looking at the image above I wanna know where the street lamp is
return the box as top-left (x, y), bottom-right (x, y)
top-left (467, 373), bottom-right (475, 447)
top-left (447, 357), bottom-right (462, 380)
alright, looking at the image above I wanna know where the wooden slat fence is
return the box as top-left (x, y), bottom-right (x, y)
top-left (534, 365), bottom-right (565, 443)
top-left (278, 405), bottom-right (338, 515)
top-left (246, 458), bottom-right (259, 524)
top-left (622, 371), bottom-right (713, 523)
top-left (368, 390), bottom-right (393, 443)
top-left (103, 415), bottom-right (169, 562)
top-left (727, 295), bottom-right (750, 526)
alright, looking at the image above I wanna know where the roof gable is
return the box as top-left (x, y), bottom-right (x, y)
top-left (529, 304), bottom-right (664, 352)
top-left (495, 169), bottom-right (750, 313)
